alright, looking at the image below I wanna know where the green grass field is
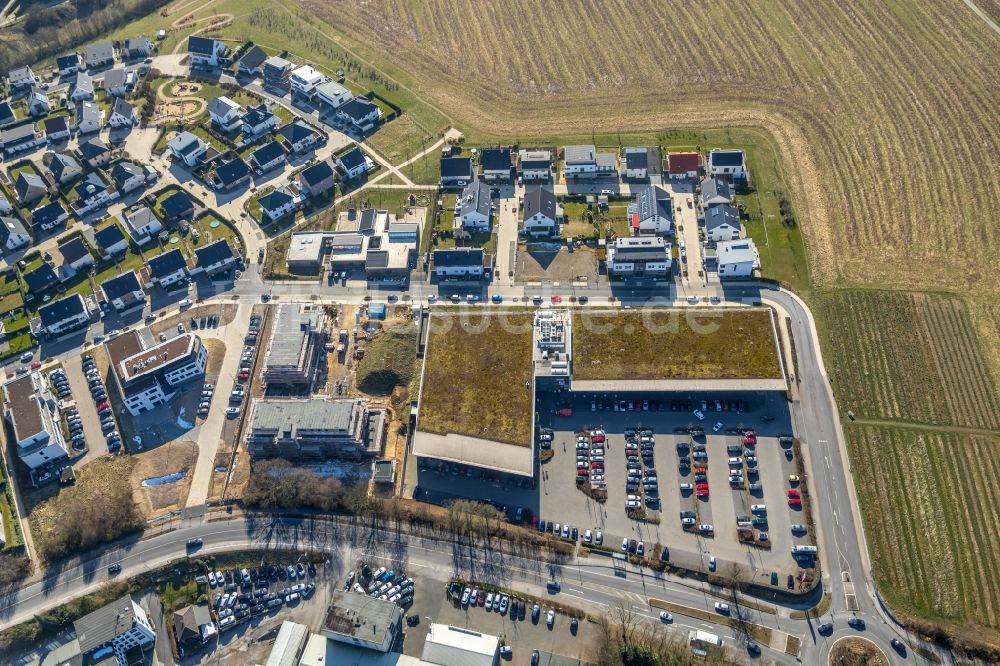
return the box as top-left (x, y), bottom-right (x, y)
top-left (847, 424), bottom-right (1000, 645)
top-left (819, 290), bottom-right (1000, 430)
top-left (356, 323), bottom-right (419, 396)
top-left (419, 311), bottom-right (534, 446)
top-left (572, 309), bottom-right (782, 381)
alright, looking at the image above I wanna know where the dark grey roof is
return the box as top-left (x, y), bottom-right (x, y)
top-left (111, 161), bottom-right (143, 189)
top-left (148, 248), bottom-right (187, 277)
top-left (58, 236), bottom-right (91, 264)
top-left (43, 115), bottom-right (69, 135)
top-left (102, 68), bottom-right (125, 90)
top-left (39, 293), bottom-right (86, 328)
top-left (56, 54), bottom-right (80, 70)
top-left (237, 45), bottom-right (268, 70)
top-left (300, 160), bottom-right (334, 188)
top-left (338, 97), bottom-right (378, 123)
top-left (0, 101), bottom-right (15, 126)
top-left (522, 184), bottom-right (557, 222)
top-left (701, 177), bottom-right (732, 203)
top-left (460, 181), bottom-right (491, 219)
top-left (440, 157), bottom-right (472, 179)
top-left (358, 208), bottom-right (377, 233)
top-left (85, 42), bottom-right (114, 64)
top-left (258, 188), bottom-right (294, 211)
top-left (433, 248), bottom-right (483, 267)
top-left (480, 148), bottom-right (512, 172)
top-left (0, 216), bottom-right (28, 243)
top-left (242, 103), bottom-right (273, 127)
top-left (625, 151), bottom-right (648, 170)
top-left (195, 238), bottom-right (234, 267)
top-left (101, 270), bottom-right (142, 301)
top-left (123, 36), bottom-right (153, 56)
top-left (277, 120), bottom-right (318, 145)
top-left (704, 203), bottom-right (741, 231)
top-left (76, 137), bottom-right (109, 160)
top-left (365, 249), bottom-right (388, 269)
top-left (94, 223), bottom-right (126, 250)
top-left (250, 141), bottom-right (284, 168)
top-left (50, 153), bottom-right (81, 180)
top-left (187, 36), bottom-right (218, 56)
top-left (337, 146), bottom-right (366, 173)
top-left (74, 595), bottom-right (142, 654)
top-left (73, 172), bottom-right (106, 202)
top-left (634, 185), bottom-right (670, 223)
top-left (1, 123), bottom-right (37, 145)
top-left (710, 149), bottom-right (745, 168)
top-left (15, 172), bottom-right (45, 200)
top-left (31, 201), bottom-right (66, 228)
top-left (161, 190), bottom-right (193, 220)
top-left (110, 97), bottom-right (134, 119)
top-left (23, 263), bottom-right (58, 293)
top-left (214, 158), bottom-right (250, 187)
top-left (7, 66), bottom-right (34, 86)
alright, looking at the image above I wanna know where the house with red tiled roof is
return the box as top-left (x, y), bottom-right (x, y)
top-left (666, 152), bottom-right (700, 179)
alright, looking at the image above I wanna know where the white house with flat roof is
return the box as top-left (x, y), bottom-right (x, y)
top-left (2, 372), bottom-right (70, 474)
top-left (421, 624), bottom-right (499, 666)
top-left (289, 65), bottom-right (325, 96)
top-left (315, 80), bottom-right (352, 109)
top-left (716, 238), bottom-right (759, 278)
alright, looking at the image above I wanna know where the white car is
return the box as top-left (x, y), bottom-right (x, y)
top-left (561, 524), bottom-right (570, 538)
top-left (546, 610), bottom-right (555, 626)
top-left (712, 421), bottom-right (724, 432)
top-left (680, 482), bottom-right (693, 491)
top-left (499, 595), bottom-right (509, 614)
top-left (714, 602), bottom-right (730, 614)
top-left (621, 537), bottom-right (629, 551)
top-left (699, 524), bottom-right (715, 534)
top-left (485, 592), bottom-right (494, 609)
top-left (659, 611), bottom-right (673, 623)
top-left (226, 407), bottom-right (240, 417)
top-left (625, 499), bottom-right (641, 508)
top-left (583, 529), bottom-right (592, 544)
top-left (595, 531), bottom-right (603, 545)
top-left (492, 594), bottom-right (501, 611)
top-left (709, 556), bottom-right (716, 571)
top-left (693, 409), bottom-right (706, 421)
top-left (636, 541), bottom-right (644, 556)
top-left (461, 587), bottom-right (471, 605)
top-left (208, 571), bottom-right (217, 587)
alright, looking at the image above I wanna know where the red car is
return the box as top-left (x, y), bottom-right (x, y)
top-left (96, 401), bottom-right (110, 411)
top-left (577, 469), bottom-right (589, 477)
top-left (238, 371), bottom-right (249, 381)
top-left (590, 461), bottom-right (603, 469)
top-left (30, 360), bottom-right (41, 369)
top-left (788, 497), bottom-right (802, 507)
top-left (550, 295), bottom-right (562, 304)
top-left (787, 489), bottom-right (800, 498)
top-left (696, 488), bottom-right (709, 497)
top-left (591, 434), bottom-right (605, 443)
top-left (556, 408), bottom-right (573, 417)
top-left (742, 434), bottom-right (756, 445)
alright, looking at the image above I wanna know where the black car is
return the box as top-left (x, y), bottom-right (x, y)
top-left (848, 617), bottom-right (865, 629)
top-left (406, 614), bottom-right (420, 626)
top-left (108, 563), bottom-right (122, 574)
top-left (628, 539), bottom-right (637, 553)
top-left (817, 622), bottom-right (834, 635)
top-left (251, 604), bottom-right (265, 615)
top-left (890, 638), bottom-right (906, 654)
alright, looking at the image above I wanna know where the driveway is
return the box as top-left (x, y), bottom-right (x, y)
top-left (494, 184), bottom-right (519, 285)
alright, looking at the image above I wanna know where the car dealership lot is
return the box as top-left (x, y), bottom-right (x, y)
top-left (538, 392), bottom-right (806, 575)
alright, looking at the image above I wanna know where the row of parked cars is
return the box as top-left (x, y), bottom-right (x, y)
top-left (625, 427), bottom-right (658, 512)
top-left (345, 566), bottom-right (414, 607)
top-left (50, 368), bottom-right (86, 452)
top-left (82, 354), bottom-right (121, 453)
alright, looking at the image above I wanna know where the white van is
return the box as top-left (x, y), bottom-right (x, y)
top-left (751, 504), bottom-right (767, 513)
top-left (728, 457), bottom-right (742, 466)
top-left (791, 545), bottom-right (818, 555)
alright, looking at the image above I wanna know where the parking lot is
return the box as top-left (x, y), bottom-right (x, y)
top-left (537, 391), bottom-right (814, 578)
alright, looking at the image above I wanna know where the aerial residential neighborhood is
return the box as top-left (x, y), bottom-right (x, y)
top-left (0, 2), bottom-right (991, 666)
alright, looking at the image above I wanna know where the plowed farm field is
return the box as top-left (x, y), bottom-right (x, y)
top-left (847, 425), bottom-right (1000, 644)
top-left (821, 290), bottom-right (1000, 430)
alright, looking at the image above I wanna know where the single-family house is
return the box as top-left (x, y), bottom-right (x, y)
top-left (75, 101), bottom-right (102, 134)
top-left (1, 123), bottom-right (46, 158)
top-left (704, 203), bottom-right (742, 243)
top-left (522, 184), bottom-right (559, 236)
top-left (631, 185), bottom-right (673, 236)
top-left (107, 97), bottom-right (135, 128)
top-left (241, 103), bottom-right (277, 138)
top-left (607, 236), bottom-right (672, 279)
top-left (707, 149), bottom-right (747, 181)
top-left (15, 172), bottom-right (47, 205)
top-left (123, 206), bottom-right (162, 244)
top-left (213, 157), bottom-right (251, 192)
top-left (518, 149), bottom-right (551, 181)
top-left (7, 66), bottom-right (36, 93)
top-left (335, 146), bottom-right (368, 181)
top-left (440, 157), bottom-right (473, 188)
top-left (194, 239), bottom-right (236, 276)
top-left (433, 248), bottom-right (486, 280)
top-left (207, 96), bottom-right (242, 132)
top-left (299, 159), bottom-right (335, 198)
top-left (93, 223), bottom-right (128, 257)
top-left (111, 161), bottom-right (146, 194)
top-left (480, 148), bottom-right (512, 182)
top-left (122, 36), bottom-right (154, 60)
top-left (263, 56), bottom-right (293, 87)
top-left (314, 80), bottom-right (352, 109)
top-left (100, 270), bottom-right (145, 312)
top-left (0, 216), bottom-right (31, 251)
top-left (236, 45), bottom-right (268, 76)
top-left (84, 42), bottom-right (115, 70)
top-left (101, 68), bottom-right (127, 97)
top-left (623, 146), bottom-right (661, 180)
top-left (289, 65), bottom-right (324, 95)
top-left (0, 102), bottom-right (14, 128)
top-left (48, 152), bottom-right (82, 185)
top-left (43, 116), bottom-right (70, 142)
top-left (257, 186), bottom-right (299, 222)
top-left (159, 190), bottom-right (194, 223)
top-left (23, 263), bottom-right (58, 294)
top-left (187, 36), bottom-right (228, 68)
top-left (147, 248), bottom-right (188, 288)
top-left (563, 144), bottom-right (617, 178)
top-left (72, 172), bottom-right (116, 215)
top-left (277, 120), bottom-right (322, 154)
top-left (336, 97), bottom-right (381, 132)
top-left (38, 293), bottom-right (90, 336)
top-left (28, 90), bottom-right (50, 117)
top-left (700, 177), bottom-right (732, 208)
top-left (76, 137), bottom-right (111, 167)
top-left (57, 236), bottom-right (94, 273)
top-left (458, 180), bottom-right (491, 231)
top-left (56, 54), bottom-right (82, 77)
top-left (30, 201), bottom-right (68, 231)
top-left (70, 73), bottom-right (95, 101)
top-left (248, 141), bottom-right (284, 173)
top-left (716, 238), bottom-right (759, 278)
top-left (167, 131), bottom-right (208, 167)
top-left (667, 152), bottom-right (699, 179)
